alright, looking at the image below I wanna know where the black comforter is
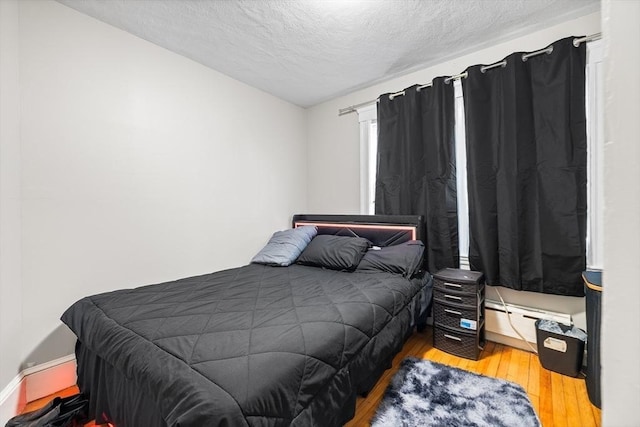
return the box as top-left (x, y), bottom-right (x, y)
top-left (62, 263), bottom-right (430, 426)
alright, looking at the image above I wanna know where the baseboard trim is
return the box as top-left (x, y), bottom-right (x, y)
top-left (0, 373), bottom-right (27, 425)
top-left (0, 355), bottom-right (76, 424)
top-left (25, 354), bottom-right (77, 403)
top-left (486, 331), bottom-right (536, 353)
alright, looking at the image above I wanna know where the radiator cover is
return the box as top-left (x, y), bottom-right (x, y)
top-left (485, 300), bottom-right (572, 345)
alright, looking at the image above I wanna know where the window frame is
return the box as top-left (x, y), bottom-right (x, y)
top-left (357, 104), bottom-right (377, 215)
top-left (454, 79), bottom-right (470, 268)
top-left (586, 39), bottom-right (604, 270)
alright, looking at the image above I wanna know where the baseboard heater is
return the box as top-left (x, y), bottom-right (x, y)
top-left (485, 300), bottom-right (572, 345)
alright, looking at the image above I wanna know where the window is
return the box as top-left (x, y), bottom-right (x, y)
top-left (586, 39), bottom-right (604, 270)
top-left (357, 104), bottom-right (377, 215)
top-left (454, 79), bottom-right (470, 268)
top-left (360, 45), bottom-right (602, 269)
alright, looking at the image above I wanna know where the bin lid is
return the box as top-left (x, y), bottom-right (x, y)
top-left (433, 268), bottom-right (484, 284)
top-left (582, 270), bottom-right (602, 292)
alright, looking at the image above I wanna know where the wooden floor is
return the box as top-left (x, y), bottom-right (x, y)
top-left (346, 328), bottom-right (601, 427)
top-left (22, 328), bottom-right (600, 427)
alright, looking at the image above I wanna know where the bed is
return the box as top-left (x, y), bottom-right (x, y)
top-left (61, 214), bottom-right (433, 426)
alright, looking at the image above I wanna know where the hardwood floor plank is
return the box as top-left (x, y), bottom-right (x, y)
top-left (534, 354), bottom-right (554, 426)
top-left (551, 371), bottom-right (569, 427)
top-left (528, 352), bottom-right (541, 397)
top-left (438, 349), bottom-right (455, 365)
top-left (506, 347), bottom-right (521, 383)
top-left (457, 354), bottom-right (471, 371)
top-left (20, 329), bottom-right (600, 427)
top-left (483, 342), bottom-right (503, 377)
top-left (464, 359), bottom-right (478, 373)
top-left (474, 341), bottom-right (495, 375)
top-left (593, 404), bottom-right (602, 427)
top-left (496, 345), bottom-right (512, 379)
top-left (562, 375), bottom-right (582, 427)
top-left (515, 348), bottom-right (531, 390)
top-left (578, 379), bottom-right (598, 427)
top-left (574, 376), bottom-right (598, 427)
top-left (418, 342), bottom-right (438, 360)
top-left (429, 347), bottom-right (448, 364)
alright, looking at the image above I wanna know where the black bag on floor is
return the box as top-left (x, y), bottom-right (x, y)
top-left (5, 393), bottom-right (88, 427)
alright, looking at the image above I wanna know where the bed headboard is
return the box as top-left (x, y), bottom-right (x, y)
top-left (292, 214), bottom-right (424, 248)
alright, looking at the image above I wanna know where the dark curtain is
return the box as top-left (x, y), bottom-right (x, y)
top-left (462, 36), bottom-right (587, 296)
top-left (375, 78), bottom-right (458, 273)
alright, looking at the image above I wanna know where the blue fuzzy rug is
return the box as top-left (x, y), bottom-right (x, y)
top-left (372, 357), bottom-right (540, 427)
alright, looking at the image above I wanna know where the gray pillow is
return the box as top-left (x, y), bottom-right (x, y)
top-left (251, 226), bottom-right (318, 266)
top-left (296, 235), bottom-right (371, 271)
top-left (356, 240), bottom-right (425, 277)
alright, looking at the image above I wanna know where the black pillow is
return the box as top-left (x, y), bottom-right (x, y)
top-left (356, 240), bottom-right (425, 277)
top-left (296, 235), bottom-right (371, 271)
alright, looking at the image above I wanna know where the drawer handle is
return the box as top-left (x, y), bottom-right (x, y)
top-left (444, 282), bottom-right (463, 288)
top-left (444, 294), bottom-right (463, 301)
top-left (444, 334), bottom-right (462, 342)
top-left (444, 308), bottom-right (462, 316)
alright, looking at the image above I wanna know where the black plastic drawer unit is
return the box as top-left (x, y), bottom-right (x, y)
top-left (432, 268), bottom-right (485, 360)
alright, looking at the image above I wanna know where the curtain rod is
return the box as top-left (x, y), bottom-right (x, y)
top-left (338, 32), bottom-right (601, 116)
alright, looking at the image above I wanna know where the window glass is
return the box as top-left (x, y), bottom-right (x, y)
top-left (454, 80), bottom-right (470, 267)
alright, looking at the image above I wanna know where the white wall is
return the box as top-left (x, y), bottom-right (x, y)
top-left (601, 0), bottom-right (640, 424)
top-left (306, 13), bottom-right (601, 330)
top-left (0, 0), bottom-right (23, 390)
top-left (4, 3), bottom-right (638, 425)
top-left (17, 0), bottom-right (307, 368)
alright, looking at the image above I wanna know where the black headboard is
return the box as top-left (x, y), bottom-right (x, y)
top-left (291, 214), bottom-right (424, 248)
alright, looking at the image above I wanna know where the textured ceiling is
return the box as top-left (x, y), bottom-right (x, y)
top-left (56, 0), bottom-right (599, 107)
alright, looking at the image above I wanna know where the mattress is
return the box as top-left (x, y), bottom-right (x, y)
top-left (62, 263), bottom-right (431, 426)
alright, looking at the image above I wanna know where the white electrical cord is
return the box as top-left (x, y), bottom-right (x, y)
top-left (494, 288), bottom-right (539, 354)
